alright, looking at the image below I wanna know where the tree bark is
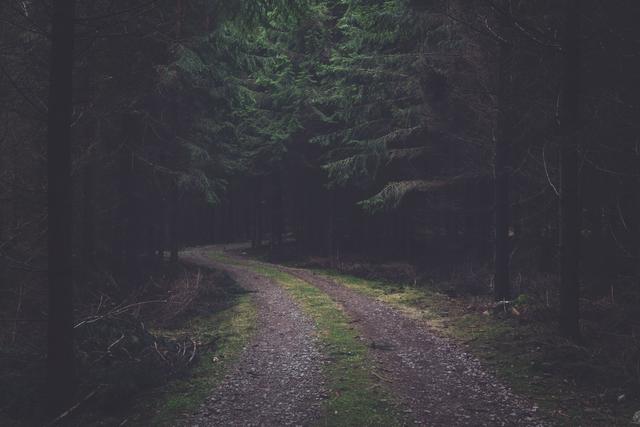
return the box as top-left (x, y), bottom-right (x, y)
top-left (81, 145), bottom-right (95, 278)
top-left (252, 178), bottom-right (263, 248)
top-left (559, 0), bottom-right (582, 340)
top-left (326, 189), bottom-right (336, 261)
top-left (270, 169), bottom-right (283, 250)
top-left (46, 0), bottom-right (76, 414)
top-left (494, 1), bottom-right (512, 302)
top-left (169, 185), bottom-right (179, 262)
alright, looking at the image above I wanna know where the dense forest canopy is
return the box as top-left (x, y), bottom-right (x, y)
top-left (2, 0), bottom-right (640, 424)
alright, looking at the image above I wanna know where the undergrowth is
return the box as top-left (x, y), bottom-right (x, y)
top-left (129, 288), bottom-right (256, 426)
top-left (0, 261), bottom-right (257, 426)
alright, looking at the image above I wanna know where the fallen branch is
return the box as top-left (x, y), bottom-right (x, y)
top-left (188, 338), bottom-right (197, 364)
top-left (372, 371), bottom-right (392, 382)
top-left (74, 299), bottom-right (167, 329)
top-left (44, 388), bottom-right (100, 427)
top-left (107, 333), bottom-right (126, 352)
top-left (153, 341), bottom-right (167, 363)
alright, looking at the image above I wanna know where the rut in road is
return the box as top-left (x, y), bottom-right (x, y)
top-left (182, 252), bottom-right (326, 427)
top-left (276, 265), bottom-right (547, 427)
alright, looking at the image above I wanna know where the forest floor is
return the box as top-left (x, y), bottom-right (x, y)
top-left (23, 243), bottom-right (630, 425)
top-left (177, 246), bottom-right (548, 426)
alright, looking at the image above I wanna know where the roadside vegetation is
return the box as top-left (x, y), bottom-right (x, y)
top-left (0, 263), bottom-right (257, 426)
top-left (131, 286), bottom-right (256, 426)
top-left (312, 269), bottom-right (637, 426)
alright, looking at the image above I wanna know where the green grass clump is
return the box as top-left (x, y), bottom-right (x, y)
top-left (319, 271), bottom-right (450, 326)
top-left (132, 292), bottom-right (257, 426)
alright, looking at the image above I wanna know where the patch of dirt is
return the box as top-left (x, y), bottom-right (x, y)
top-left (181, 251), bottom-right (326, 426)
top-left (278, 266), bottom-right (547, 427)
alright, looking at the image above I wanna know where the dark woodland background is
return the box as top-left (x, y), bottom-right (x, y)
top-left (1, 0), bottom-right (640, 424)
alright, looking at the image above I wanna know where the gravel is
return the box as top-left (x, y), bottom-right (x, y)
top-left (182, 247), bottom-right (548, 427)
top-left (181, 252), bottom-right (326, 427)
top-left (282, 267), bottom-right (548, 427)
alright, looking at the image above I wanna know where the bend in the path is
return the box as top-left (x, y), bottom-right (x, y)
top-left (277, 266), bottom-right (547, 427)
top-left (181, 251), bottom-right (326, 427)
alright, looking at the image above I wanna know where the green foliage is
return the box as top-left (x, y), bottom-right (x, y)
top-left (159, 0), bottom-right (457, 211)
top-left (69, 0), bottom-right (485, 229)
top-left (359, 179), bottom-right (446, 213)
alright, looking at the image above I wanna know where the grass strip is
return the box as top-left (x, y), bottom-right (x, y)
top-left (207, 250), bottom-right (406, 426)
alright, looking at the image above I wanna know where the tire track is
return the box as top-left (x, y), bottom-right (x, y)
top-left (182, 251), bottom-right (326, 427)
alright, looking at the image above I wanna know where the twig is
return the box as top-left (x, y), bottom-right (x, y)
top-left (154, 341), bottom-right (167, 363)
top-left (74, 299), bottom-right (167, 329)
top-left (108, 333), bottom-right (126, 352)
top-left (11, 283), bottom-right (24, 343)
top-left (44, 388), bottom-right (100, 427)
top-left (542, 143), bottom-right (560, 196)
top-left (91, 333), bottom-right (126, 366)
top-left (372, 371), bottom-right (392, 382)
top-left (95, 294), bottom-right (105, 315)
top-left (188, 339), bottom-right (197, 364)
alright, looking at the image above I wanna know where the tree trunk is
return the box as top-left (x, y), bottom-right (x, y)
top-left (176, 0), bottom-right (183, 38)
top-left (253, 178), bottom-right (263, 248)
top-left (494, 2), bottom-right (512, 302)
top-left (79, 0), bottom-right (98, 285)
top-left (226, 192), bottom-right (234, 243)
top-left (559, 0), bottom-right (582, 340)
top-left (326, 189), bottom-right (336, 261)
top-left (80, 115), bottom-right (98, 282)
top-left (169, 186), bottom-right (179, 262)
top-left (270, 169), bottom-right (283, 250)
top-left (157, 199), bottom-right (166, 261)
top-left (209, 206), bottom-right (216, 243)
top-left (476, 177), bottom-right (493, 263)
top-left (116, 115), bottom-right (138, 278)
top-left (46, 0), bottom-right (76, 414)
top-left (81, 148), bottom-right (95, 278)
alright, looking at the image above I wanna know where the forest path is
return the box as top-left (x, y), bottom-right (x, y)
top-left (185, 246), bottom-right (546, 426)
top-left (278, 266), bottom-right (546, 427)
top-left (180, 250), bottom-right (326, 426)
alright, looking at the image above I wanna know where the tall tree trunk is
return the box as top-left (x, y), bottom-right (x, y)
top-left (209, 206), bottom-right (216, 243)
top-left (494, 2), bottom-right (512, 301)
top-left (81, 146), bottom-right (95, 279)
top-left (115, 115), bottom-right (137, 278)
top-left (326, 189), bottom-right (336, 261)
top-left (0, 74), bottom-right (6, 290)
top-left (253, 178), bottom-right (263, 248)
top-left (79, 0), bottom-right (98, 285)
top-left (46, 0), bottom-right (76, 414)
top-left (169, 185), bottom-right (179, 262)
top-left (226, 192), bottom-right (234, 243)
top-left (559, 0), bottom-right (582, 339)
top-left (476, 177), bottom-right (493, 263)
top-left (176, 0), bottom-right (183, 38)
top-left (270, 169), bottom-right (283, 250)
